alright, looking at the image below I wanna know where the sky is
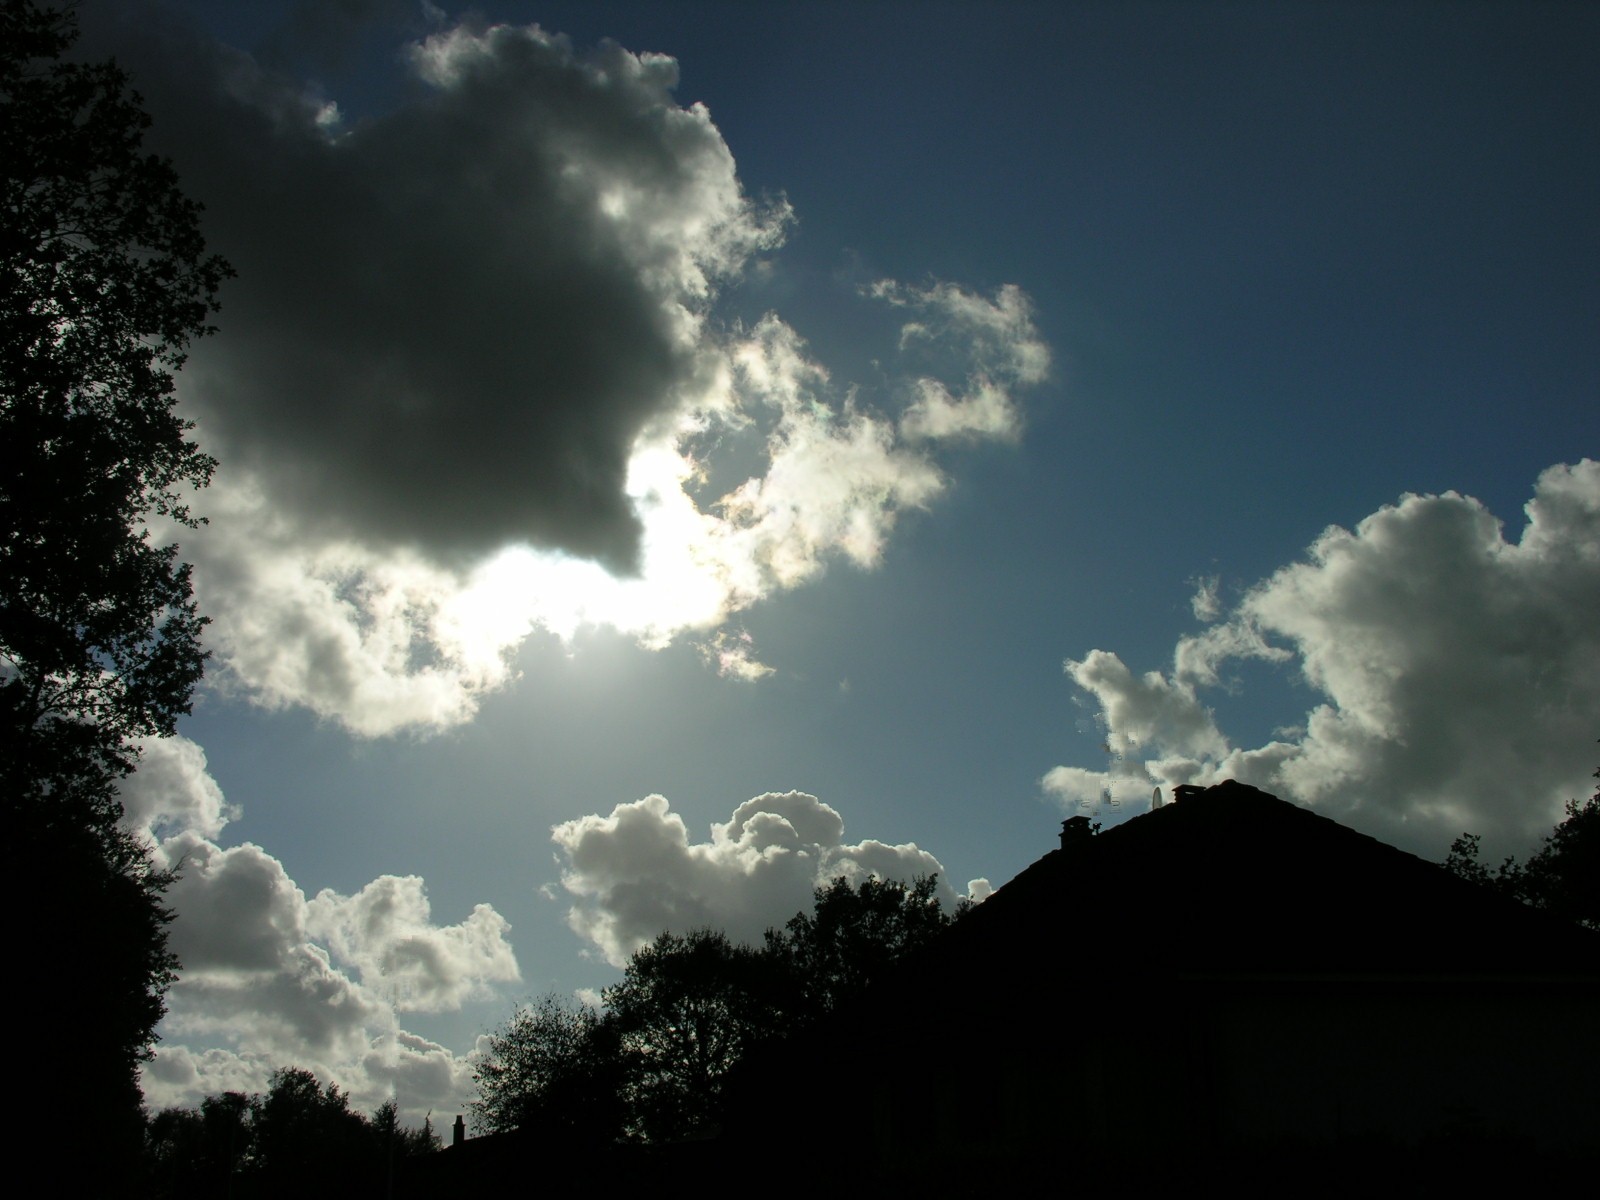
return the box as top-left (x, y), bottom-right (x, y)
top-left (66, 0), bottom-right (1598, 1125)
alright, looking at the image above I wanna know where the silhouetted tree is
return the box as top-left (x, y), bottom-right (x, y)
top-left (1445, 759), bottom-right (1600, 930)
top-left (251, 1067), bottom-right (374, 1186)
top-left (2, 0), bottom-right (228, 1177)
top-left (1442, 832), bottom-right (1526, 895)
top-left (472, 933), bottom-right (778, 1145)
top-left (471, 993), bottom-right (629, 1141)
top-left (145, 1090), bottom-right (253, 1197)
top-left (766, 874), bottom-right (963, 1019)
top-left (145, 1070), bottom-right (440, 1197)
top-left (373, 1099), bottom-right (441, 1156)
top-left (2, 0), bottom-right (228, 783)
top-left (471, 877), bottom-right (965, 1145)
top-left (605, 928), bottom-right (787, 1141)
top-left (144, 1105), bottom-right (205, 1196)
top-left (371, 1099), bottom-right (442, 1165)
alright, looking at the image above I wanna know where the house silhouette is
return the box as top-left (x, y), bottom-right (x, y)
top-left (726, 780), bottom-right (1600, 1183)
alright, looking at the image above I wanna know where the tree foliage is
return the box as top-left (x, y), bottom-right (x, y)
top-left (2, 0), bottom-right (228, 788)
top-left (472, 875), bottom-right (962, 1145)
top-left (1444, 761), bottom-right (1600, 930)
top-left (472, 992), bottom-right (629, 1142)
top-left (145, 1068), bottom-right (441, 1197)
top-left (766, 874), bottom-right (962, 1019)
top-left (1, 1), bottom-right (228, 1180)
top-left (607, 929), bottom-right (785, 1141)
top-left (145, 1092), bottom-right (252, 1197)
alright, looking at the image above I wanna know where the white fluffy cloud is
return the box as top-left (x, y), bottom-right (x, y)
top-left (85, 9), bottom-right (1049, 738)
top-left (125, 738), bottom-right (518, 1121)
top-left (709, 316), bottom-right (947, 591)
top-left (306, 877), bottom-right (519, 1012)
top-left (1045, 461), bottom-right (1600, 857)
top-left (119, 735), bottom-right (237, 845)
top-left (552, 791), bottom-right (976, 966)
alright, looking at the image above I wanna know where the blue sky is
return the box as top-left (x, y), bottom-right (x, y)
top-left (77, 1), bottom-right (1597, 1123)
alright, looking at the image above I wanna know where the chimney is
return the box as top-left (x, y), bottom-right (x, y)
top-left (452, 1115), bottom-right (465, 1147)
top-left (1059, 816), bottom-right (1095, 849)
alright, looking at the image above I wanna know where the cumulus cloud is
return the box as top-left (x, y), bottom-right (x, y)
top-left (181, 492), bottom-right (523, 736)
top-left (900, 376), bottom-right (1020, 443)
top-left (144, 1029), bottom-right (476, 1129)
top-left (709, 317), bottom-right (946, 591)
top-left (306, 876), bottom-right (519, 1011)
top-left (103, 10), bottom-right (785, 570)
top-left (552, 791), bottom-right (959, 966)
top-left (143, 1044), bottom-right (277, 1104)
top-left (83, 8), bottom-right (1050, 737)
top-left (125, 739), bottom-right (517, 1121)
top-left (1044, 461), bottom-right (1600, 857)
top-left (119, 735), bottom-right (237, 845)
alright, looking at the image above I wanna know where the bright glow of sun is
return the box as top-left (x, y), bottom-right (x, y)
top-left (442, 430), bottom-right (735, 669)
top-left (194, 283), bottom-right (1044, 734)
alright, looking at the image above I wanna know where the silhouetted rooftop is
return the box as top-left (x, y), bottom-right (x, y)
top-left (722, 781), bottom-right (1600, 1181)
top-left (940, 779), bottom-right (1597, 980)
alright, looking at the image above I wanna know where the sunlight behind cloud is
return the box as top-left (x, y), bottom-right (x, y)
top-left (123, 7), bottom-right (1053, 736)
top-left (195, 283), bottom-right (1045, 736)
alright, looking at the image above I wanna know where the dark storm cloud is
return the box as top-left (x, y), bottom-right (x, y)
top-left (84, 8), bottom-right (784, 569)
top-left (72, 8), bottom-right (1044, 737)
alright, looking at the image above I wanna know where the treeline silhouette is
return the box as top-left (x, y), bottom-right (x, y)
top-left (143, 1067), bottom-right (439, 1198)
top-left (473, 874), bottom-right (965, 1144)
top-left (137, 876), bottom-right (960, 1193)
top-left (136, 777), bottom-right (1600, 1191)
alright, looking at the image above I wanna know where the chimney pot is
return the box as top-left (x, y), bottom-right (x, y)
top-left (1060, 816), bottom-right (1095, 849)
